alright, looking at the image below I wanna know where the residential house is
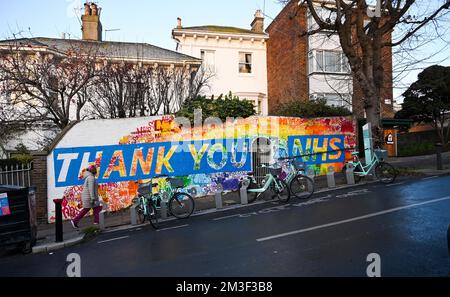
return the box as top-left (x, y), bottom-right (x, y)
top-left (172, 10), bottom-right (270, 115)
top-left (0, 2), bottom-right (202, 157)
top-left (266, 0), bottom-right (394, 119)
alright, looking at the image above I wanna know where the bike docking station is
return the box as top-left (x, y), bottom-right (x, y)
top-left (327, 166), bottom-right (336, 188)
top-left (214, 184), bottom-right (224, 210)
top-left (240, 179), bottom-right (250, 205)
top-left (345, 162), bottom-right (356, 185)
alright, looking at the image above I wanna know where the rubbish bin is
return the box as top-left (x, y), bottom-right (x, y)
top-left (0, 185), bottom-right (37, 253)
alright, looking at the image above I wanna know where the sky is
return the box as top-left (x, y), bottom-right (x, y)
top-left (0, 0), bottom-right (449, 103)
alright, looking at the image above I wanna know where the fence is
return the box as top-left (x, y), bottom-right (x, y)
top-left (0, 163), bottom-right (32, 187)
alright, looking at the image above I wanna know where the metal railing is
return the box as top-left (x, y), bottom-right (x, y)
top-left (0, 163), bottom-right (32, 187)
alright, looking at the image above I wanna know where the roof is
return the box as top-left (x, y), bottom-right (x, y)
top-left (174, 25), bottom-right (268, 36)
top-left (0, 37), bottom-right (202, 64)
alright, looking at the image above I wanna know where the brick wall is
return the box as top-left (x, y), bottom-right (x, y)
top-left (266, 1), bottom-right (309, 114)
top-left (31, 152), bottom-right (48, 223)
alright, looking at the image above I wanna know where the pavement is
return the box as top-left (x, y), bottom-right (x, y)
top-left (0, 174), bottom-right (449, 276)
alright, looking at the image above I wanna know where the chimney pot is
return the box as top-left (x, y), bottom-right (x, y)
top-left (84, 2), bottom-right (91, 15)
top-left (177, 17), bottom-right (182, 29)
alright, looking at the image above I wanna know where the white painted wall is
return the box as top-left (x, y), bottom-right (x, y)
top-left (174, 32), bottom-right (269, 115)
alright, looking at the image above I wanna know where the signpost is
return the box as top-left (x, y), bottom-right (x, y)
top-left (362, 123), bottom-right (373, 165)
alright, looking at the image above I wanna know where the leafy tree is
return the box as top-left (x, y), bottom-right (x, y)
top-left (272, 98), bottom-right (352, 118)
top-left (176, 92), bottom-right (256, 124)
top-left (395, 65), bottom-right (450, 146)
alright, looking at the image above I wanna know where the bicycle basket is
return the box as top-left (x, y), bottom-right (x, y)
top-left (268, 167), bottom-right (282, 177)
top-left (137, 182), bottom-right (152, 195)
top-left (293, 159), bottom-right (306, 171)
top-left (169, 178), bottom-right (185, 189)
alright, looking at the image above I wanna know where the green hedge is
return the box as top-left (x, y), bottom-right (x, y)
top-left (398, 142), bottom-right (435, 157)
top-left (0, 155), bottom-right (33, 167)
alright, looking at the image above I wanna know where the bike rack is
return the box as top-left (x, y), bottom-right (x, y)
top-left (214, 184), bottom-right (223, 209)
top-left (327, 166), bottom-right (336, 188)
top-left (160, 200), bottom-right (168, 219)
top-left (130, 203), bottom-right (138, 225)
top-left (345, 163), bottom-right (355, 185)
top-left (240, 179), bottom-right (250, 205)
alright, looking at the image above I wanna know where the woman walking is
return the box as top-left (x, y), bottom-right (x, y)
top-left (71, 165), bottom-right (102, 228)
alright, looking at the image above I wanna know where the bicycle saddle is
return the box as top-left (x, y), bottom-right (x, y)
top-left (351, 151), bottom-right (359, 155)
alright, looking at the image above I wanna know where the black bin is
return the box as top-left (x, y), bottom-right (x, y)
top-left (0, 186), bottom-right (37, 253)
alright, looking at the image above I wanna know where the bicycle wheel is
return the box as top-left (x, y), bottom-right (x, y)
top-left (169, 193), bottom-right (195, 219)
top-left (148, 202), bottom-right (159, 229)
top-left (272, 178), bottom-right (290, 202)
top-left (375, 162), bottom-right (397, 184)
top-left (290, 174), bottom-right (314, 199)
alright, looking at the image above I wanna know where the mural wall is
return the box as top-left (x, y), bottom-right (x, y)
top-left (47, 115), bottom-right (356, 222)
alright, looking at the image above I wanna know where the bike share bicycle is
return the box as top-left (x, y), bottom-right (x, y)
top-left (278, 156), bottom-right (315, 199)
top-left (132, 175), bottom-right (195, 229)
top-left (346, 147), bottom-right (397, 184)
top-left (240, 164), bottom-right (291, 203)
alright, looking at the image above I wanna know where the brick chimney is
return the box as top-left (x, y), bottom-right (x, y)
top-left (81, 2), bottom-right (102, 41)
top-left (251, 9), bottom-right (264, 33)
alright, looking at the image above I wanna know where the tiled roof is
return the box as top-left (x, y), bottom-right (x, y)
top-left (0, 37), bottom-right (201, 63)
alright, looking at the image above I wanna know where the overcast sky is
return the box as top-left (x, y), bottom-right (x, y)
top-left (1, 0), bottom-right (449, 103)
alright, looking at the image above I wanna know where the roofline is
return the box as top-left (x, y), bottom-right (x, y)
top-left (172, 29), bottom-right (269, 40)
top-left (0, 37), bottom-right (202, 64)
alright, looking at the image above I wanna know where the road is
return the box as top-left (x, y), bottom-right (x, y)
top-left (1, 175), bottom-right (450, 277)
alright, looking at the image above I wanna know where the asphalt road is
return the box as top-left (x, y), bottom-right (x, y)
top-left (1, 175), bottom-right (450, 277)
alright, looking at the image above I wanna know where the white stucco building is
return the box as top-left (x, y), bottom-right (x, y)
top-left (172, 10), bottom-right (269, 115)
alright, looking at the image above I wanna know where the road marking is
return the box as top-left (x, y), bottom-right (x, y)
top-left (156, 224), bottom-right (189, 232)
top-left (256, 196), bottom-right (450, 242)
top-left (386, 182), bottom-right (405, 187)
top-left (422, 176), bottom-right (438, 180)
top-left (213, 214), bottom-right (242, 221)
top-left (97, 236), bottom-right (129, 244)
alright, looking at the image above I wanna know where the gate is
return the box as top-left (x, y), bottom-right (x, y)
top-left (251, 137), bottom-right (275, 185)
top-left (0, 163), bottom-right (32, 187)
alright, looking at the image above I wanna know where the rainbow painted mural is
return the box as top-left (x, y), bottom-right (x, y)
top-left (47, 115), bottom-right (356, 222)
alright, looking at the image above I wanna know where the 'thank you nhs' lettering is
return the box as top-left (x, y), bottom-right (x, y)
top-left (54, 138), bottom-right (251, 187)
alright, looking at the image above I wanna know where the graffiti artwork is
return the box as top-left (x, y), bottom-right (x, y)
top-left (47, 115), bottom-right (356, 222)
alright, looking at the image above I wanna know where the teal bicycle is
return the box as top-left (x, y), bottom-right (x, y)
top-left (241, 164), bottom-right (291, 203)
top-left (132, 175), bottom-right (195, 229)
top-left (347, 148), bottom-right (397, 184)
top-left (133, 181), bottom-right (159, 229)
top-left (279, 157), bottom-right (315, 199)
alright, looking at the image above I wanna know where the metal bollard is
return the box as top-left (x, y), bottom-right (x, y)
top-left (130, 204), bottom-right (138, 225)
top-left (345, 164), bottom-right (355, 185)
top-left (160, 200), bottom-right (168, 219)
top-left (240, 179), bottom-right (250, 205)
top-left (327, 166), bottom-right (336, 188)
top-left (53, 199), bottom-right (63, 242)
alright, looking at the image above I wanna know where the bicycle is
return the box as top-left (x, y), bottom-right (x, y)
top-left (132, 175), bottom-right (196, 229)
top-left (279, 157), bottom-right (315, 199)
top-left (155, 175), bottom-right (196, 219)
top-left (346, 148), bottom-right (397, 184)
top-left (241, 164), bottom-right (291, 203)
top-left (132, 181), bottom-right (159, 229)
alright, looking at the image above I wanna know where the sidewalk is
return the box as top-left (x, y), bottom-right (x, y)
top-left (33, 152), bottom-right (450, 254)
